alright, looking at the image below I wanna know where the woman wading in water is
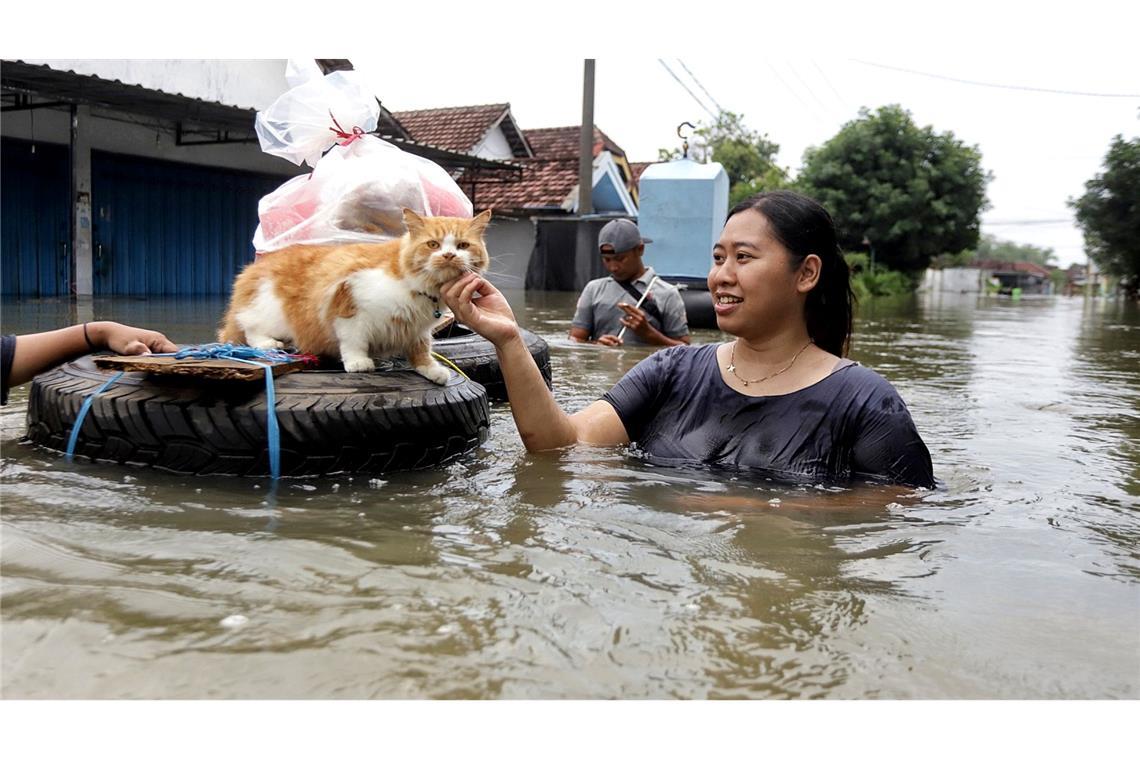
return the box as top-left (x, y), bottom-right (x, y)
top-left (442, 190), bottom-right (934, 489)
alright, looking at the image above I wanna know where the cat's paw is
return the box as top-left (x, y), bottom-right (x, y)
top-left (415, 363), bottom-right (451, 385)
top-left (248, 336), bottom-right (287, 350)
top-left (342, 357), bottom-right (376, 373)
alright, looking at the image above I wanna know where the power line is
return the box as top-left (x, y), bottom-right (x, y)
top-left (787, 60), bottom-right (836, 119)
top-left (853, 59), bottom-right (1140, 98)
top-left (676, 59), bottom-right (724, 114)
top-left (657, 59), bottom-right (717, 119)
top-left (765, 60), bottom-right (826, 124)
top-left (985, 219), bottom-right (1073, 225)
top-left (812, 60), bottom-right (850, 112)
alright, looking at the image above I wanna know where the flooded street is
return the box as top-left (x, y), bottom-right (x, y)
top-left (2, 291), bottom-right (1138, 698)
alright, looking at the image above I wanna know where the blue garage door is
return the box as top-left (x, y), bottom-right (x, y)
top-left (1, 138), bottom-right (71, 297)
top-left (92, 152), bottom-right (284, 295)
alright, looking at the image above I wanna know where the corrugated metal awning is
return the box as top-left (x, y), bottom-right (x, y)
top-left (1, 60), bottom-right (523, 178)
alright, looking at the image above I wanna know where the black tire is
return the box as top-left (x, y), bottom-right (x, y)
top-left (432, 325), bottom-right (551, 401)
top-left (25, 355), bottom-right (490, 478)
top-left (679, 287), bottom-right (717, 330)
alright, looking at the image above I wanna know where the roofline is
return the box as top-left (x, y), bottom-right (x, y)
top-left (487, 108), bottom-right (534, 159)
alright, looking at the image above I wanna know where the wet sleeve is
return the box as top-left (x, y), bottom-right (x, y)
top-left (570, 281), bottom-right (596, 334)
top-left (660, 287), bottom-right (690, 337)
top-left (601, 348), bottom-right (676, 440)
top-left (1, 334), bottom-right (16, 405)
top-left (851, 379), bottom-right (935, 488)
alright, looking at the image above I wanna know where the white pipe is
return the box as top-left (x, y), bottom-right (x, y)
top-left (616, 275), bottom-right (660, 341)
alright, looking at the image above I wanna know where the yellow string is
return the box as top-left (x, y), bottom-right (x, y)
top-left (431, 352), bottom-right (468, 380)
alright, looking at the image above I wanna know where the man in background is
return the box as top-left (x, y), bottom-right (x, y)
top-left (569, 219), bottom-right (690, 348)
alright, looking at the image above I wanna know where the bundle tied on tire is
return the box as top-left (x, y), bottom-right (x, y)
top-left (26, 354), bottom-right (490, 478)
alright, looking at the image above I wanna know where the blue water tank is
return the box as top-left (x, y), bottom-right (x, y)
top-left (637, 159), bottom-right (729, 280)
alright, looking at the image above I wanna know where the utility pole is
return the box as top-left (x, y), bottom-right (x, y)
top-left (578, 59), bottom-right (594, 217)
top-left (574, 59), bottom-right (596, 290)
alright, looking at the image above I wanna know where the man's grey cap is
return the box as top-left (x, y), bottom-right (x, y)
top-left (598, 218), bottom-right (652, 253)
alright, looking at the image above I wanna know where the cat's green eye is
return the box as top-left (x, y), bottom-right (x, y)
top-left (427, 241), bottom-right (440, 249)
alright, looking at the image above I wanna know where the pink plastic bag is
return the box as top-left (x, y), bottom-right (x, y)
top-left (252, 65), bottom-right (472, 252)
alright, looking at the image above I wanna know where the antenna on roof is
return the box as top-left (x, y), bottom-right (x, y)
top-left (676, 121), bottom-right (696, 159)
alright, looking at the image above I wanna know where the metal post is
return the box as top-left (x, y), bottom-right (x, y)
top-left (574, 59), bottom-right (596, 290)
top-left (578, 59), bottom-right (595, 217)
top-left (70, 104), bottom-right (94, 298)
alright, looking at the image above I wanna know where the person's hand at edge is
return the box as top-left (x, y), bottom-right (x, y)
top-left (94, 322), bottom-right (178, 355)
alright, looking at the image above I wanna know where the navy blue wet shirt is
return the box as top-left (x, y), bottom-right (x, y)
top-left (602, 343), bottom-right (935, 488)
top-left (1, 334), bottom-right (16, 405)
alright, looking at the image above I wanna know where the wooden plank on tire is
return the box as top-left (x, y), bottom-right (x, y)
top-left (93, 354), bottom-right (306, 382)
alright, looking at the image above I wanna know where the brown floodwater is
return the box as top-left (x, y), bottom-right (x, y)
top-left (1, 290), bottom-right (1137, 698)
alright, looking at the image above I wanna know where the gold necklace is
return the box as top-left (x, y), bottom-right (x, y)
top-left (726, 340), bottom-right (813, 387)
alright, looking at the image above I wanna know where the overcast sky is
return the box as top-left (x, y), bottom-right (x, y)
top-left (354, 55), bottom-right (1139, 269)
top-left (14, 2), bottom-right (1139, 271)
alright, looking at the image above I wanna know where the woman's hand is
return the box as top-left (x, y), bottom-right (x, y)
top-left (94, 322), bottom-right (178, 355)
top-left (440, 273), bottom-right (521, 348)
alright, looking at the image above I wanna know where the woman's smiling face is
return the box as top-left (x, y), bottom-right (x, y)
top-left (708, 209), bottom-right (811, 338)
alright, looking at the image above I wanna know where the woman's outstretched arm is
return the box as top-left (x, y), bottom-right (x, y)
top-left (7, 321), bottom-right (178, 388)
top-left (441, 273), bottom-right (629, 452)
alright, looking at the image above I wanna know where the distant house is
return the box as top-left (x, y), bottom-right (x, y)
top-left (921, 259), bottom-right (1055, 295)
top-left (392, 104), bottom-right (644, 290)
top-left (1063, 260), bottom-right (1109, 296)
top-left (972, 259), bottom-right (1054, 295)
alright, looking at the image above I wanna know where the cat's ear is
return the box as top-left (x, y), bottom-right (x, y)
top-left (402, 208), bottom-right (426, 233)
top-left (469, 209), bottom-right (492, 232)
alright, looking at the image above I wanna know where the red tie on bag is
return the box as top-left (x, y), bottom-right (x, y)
top-left (328, 112), bottom-right (364, 147)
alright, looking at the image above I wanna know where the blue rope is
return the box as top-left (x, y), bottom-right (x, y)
top-left (223, 354), bottom-right (282, 480)
top-left (66, 371), bottom-right (125, 463)
top-left (65, 344), bottom-right (297, 478)
top-left (165, 344), bottom-right (292, 480)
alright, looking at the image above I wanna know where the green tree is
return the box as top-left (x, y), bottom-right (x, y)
top-left (798, 105), bottom-right (990, 275)
top-left (1069, 135), bottom-right (1140, 294)
top-left (658, 111), bottom-right (791, 205)
top-left (973, 234), bottom-right (1057, 266)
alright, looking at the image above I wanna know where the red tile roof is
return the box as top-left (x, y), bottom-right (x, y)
top-left (462, 159), bottom-right (579, 213)
top-left (525, 126), bottom-right (625, 159)
top-left (629, 162), bottom-right (655, 184)
top-left (973, 260), bottom-right (1052, 277)
top-left (462, 126), bottom-right (639, 214)
top-left (391, 103), bottom-right (510, 154)
top-left (389, 106), bottom-right (633, 214)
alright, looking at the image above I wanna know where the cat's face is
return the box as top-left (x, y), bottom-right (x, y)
top-left (401, 209), bottom-right (492, 285)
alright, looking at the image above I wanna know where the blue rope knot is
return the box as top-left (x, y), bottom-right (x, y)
top-left (168, 342), bottom-right (296, 364)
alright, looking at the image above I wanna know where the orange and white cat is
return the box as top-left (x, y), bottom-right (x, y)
top-left (219, 209), bottom-right (491, 384)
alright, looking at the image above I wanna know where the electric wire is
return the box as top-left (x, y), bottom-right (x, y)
top-left (984, 219), bottom-right (1073, 225)
top-left (812, 60), bottom-right (851, 112)
top-left (853, 59), bottom-right (1140, 98)
top-left (658, 59), bottom-right (718, 120)
top-left (765, 60), bottom-right (826, 124)
top-left (676, 59), bottom-right (725, 114)
top-left (787, 60), bottom-right (836, 118)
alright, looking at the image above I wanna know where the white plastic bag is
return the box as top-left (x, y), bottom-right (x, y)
top-left (252, 65), bottom-right (472, 252)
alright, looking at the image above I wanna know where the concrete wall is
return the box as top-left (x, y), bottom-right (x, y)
top-left (473, 124), bottom-right (513, 161)
top-left (921, 267), bottom-right (985, 293)
top-left (483, 217), bottom-right (535, 290)
top-left (18, 59), bottom-right (289, 111)
top-left (2, 106), bottom-right (301, 177)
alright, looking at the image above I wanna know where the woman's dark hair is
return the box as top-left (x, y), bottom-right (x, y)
top-left (726, 190), bottom-right (855, 357)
